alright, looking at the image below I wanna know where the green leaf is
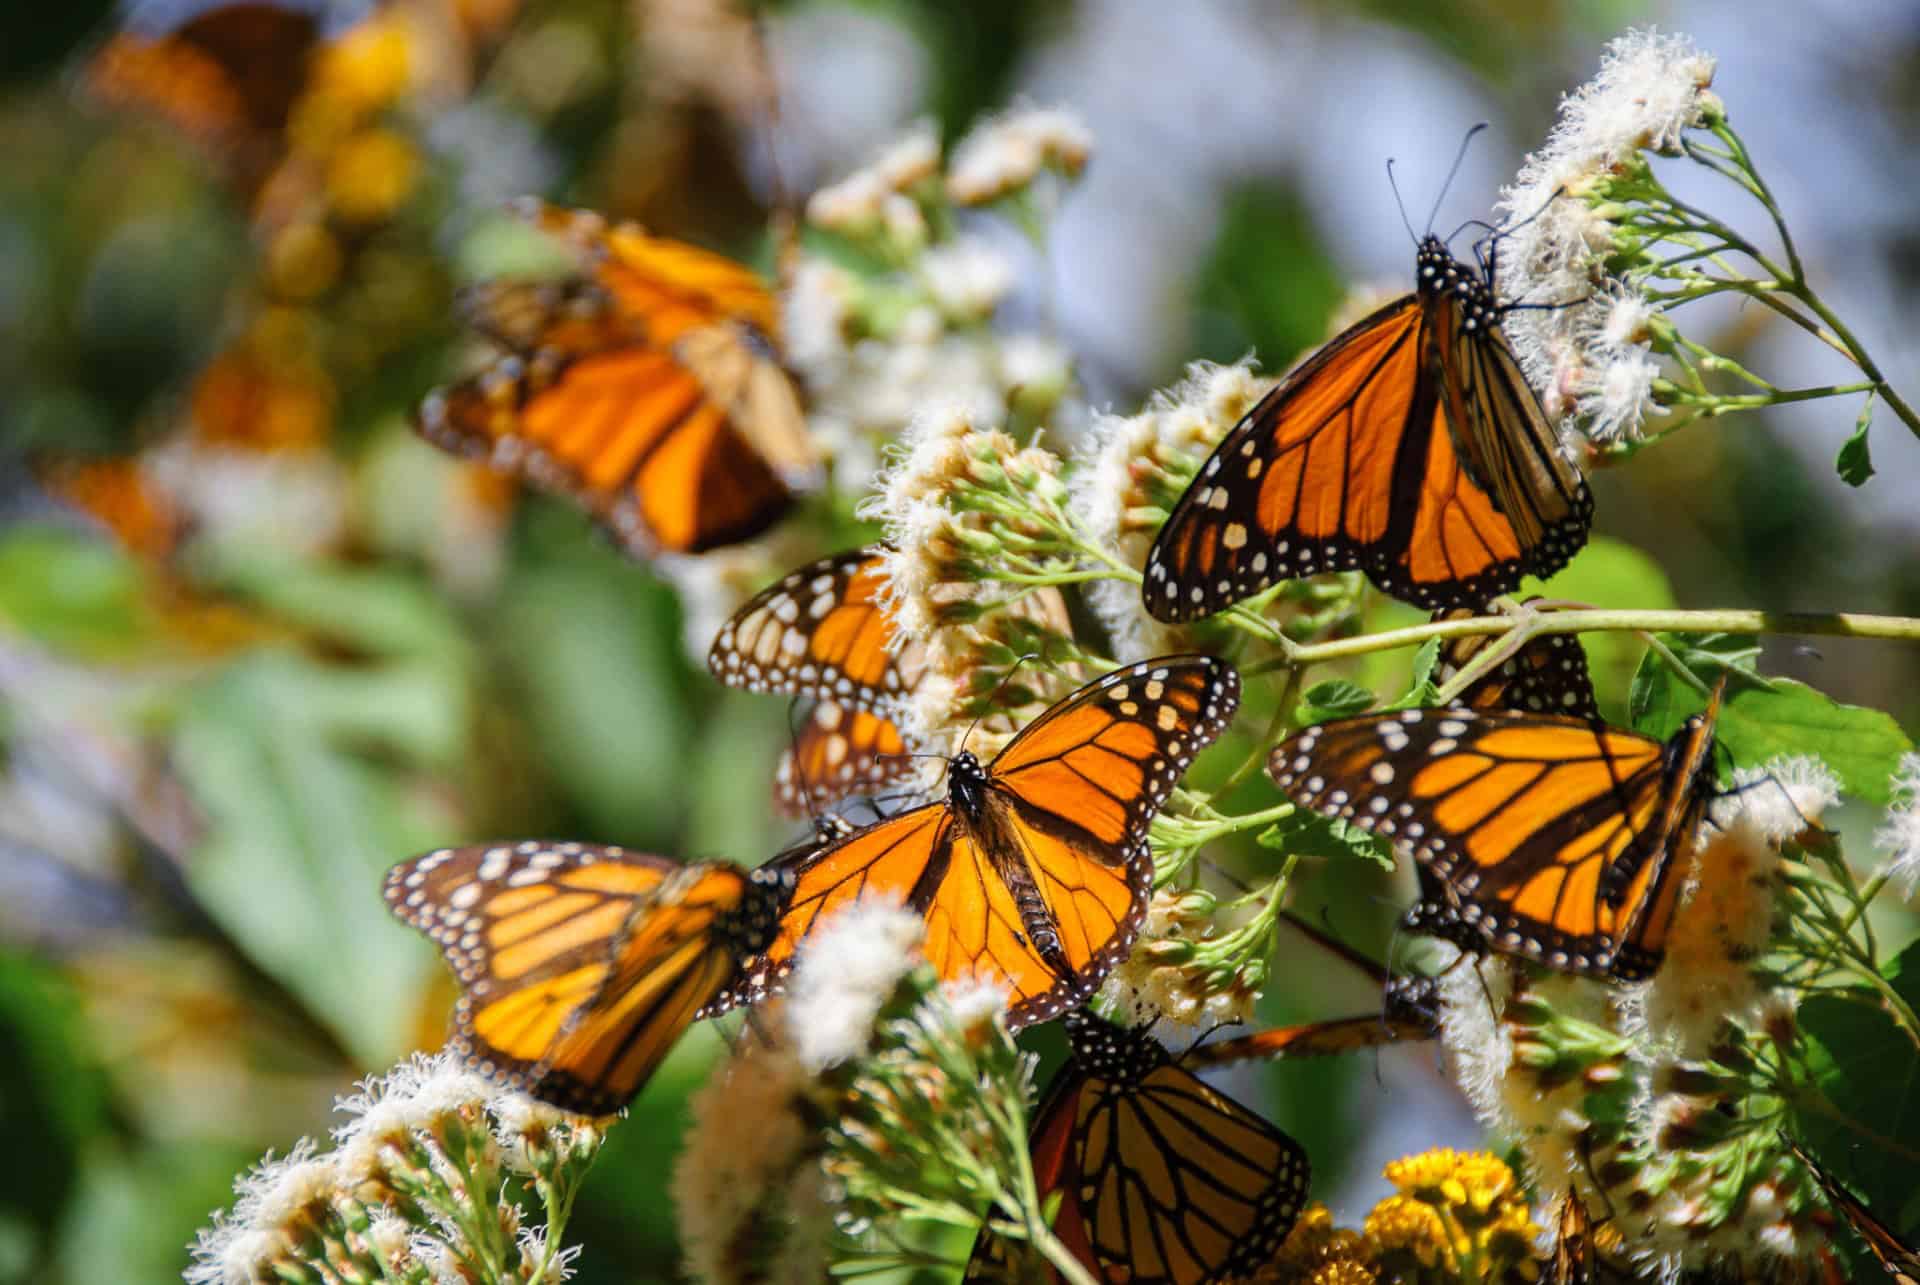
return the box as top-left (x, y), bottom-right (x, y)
top-left (1297, 679), bottom-right (1376, 723)
top-left (1408, 638), bottom-right (1440, 693)
top-left (1630, 639), bottom-right (1912, 803)
top-left (0, 952), bottom-right (105, 1258)
top-left (0, 525), bottom-right (145, 656)
top-left (1257, 810), bottom-right (1394, 870)
top-left (171, 650), bottom-right (450, 1064)
top-left (1530, 535), bottom-right (1677, 719)
top-left (1837, 398), bottom-right (1875, 487)
top-left (1798, 937), bottom-right (1920, 1231)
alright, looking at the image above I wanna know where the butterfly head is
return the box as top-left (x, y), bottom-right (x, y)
top-left (947, 749), bottom-right (991, 821)
top-left (729, 863), bottom-right (798, 956)
top-left (1063, 1009), bottom-right (1171, 1085)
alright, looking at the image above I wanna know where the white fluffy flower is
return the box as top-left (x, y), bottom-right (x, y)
top-left (947, 105), bottom-right (1092, 205)
top-left (783, 902), bottom-right (926, 1070)
top-left (332, 1050), bottom-right (495, 1180)
top-left (1073, 359), bottom-right (1267, 661)
top-left (1578, 345), bottom-right (1660, 442)
top-left (918, 238), bottom-right (1015, 322)
top-left (673, 1028), bottom-right (816, 1285)
top-left (1877, 751), bottom-right (1920, 897)
top-left (1433, 950), bottom-right (1518, 1136)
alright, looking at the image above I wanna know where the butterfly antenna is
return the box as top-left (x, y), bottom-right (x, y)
top-left (1386, 157), bottom-right (1419, 246)
top-left (1426, 121), bottom-right (1489, 238)
top-left (957, 652), bottom-right (1041, 758)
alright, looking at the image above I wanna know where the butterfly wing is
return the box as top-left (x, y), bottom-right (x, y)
top-left (1432, 604), bottom-right (1599, 719)
top-left (384, 842), bottom-right (785, 1113)
top-left (978, 655), bottom-right (1241, 1025)
top-left (707, 546), bottom-right (926, 709)
top-left (1145, 294), bottom-right (1427, 622)
top-left (773, 701), bottom-right (917, 818)
top-left (416, 343), bottom-right (792, 555)
top-left (732, 657), bottom-right (1239, 1028)
top-left (1783, 1135), bottom-right (1920, 1285)
top-left (1144, 241), bottom-right (1589, 621)
top-left (1065, 1012), bottom-right (1310, 1283)
top-left (1269, 708), bottom-right (1716, 981)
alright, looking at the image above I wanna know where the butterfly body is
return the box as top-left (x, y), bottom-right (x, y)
top-left (1144, 236), bottom-right (1590, 620)
top-left (386, 841), bottom-right (795, 1114)
top-left (714, 656), bottom-right (1241, 1028)
top-left (966, 1009), bottom-right (1309, 1283)
top-left (1270, 702), bottom-right (1719, 982)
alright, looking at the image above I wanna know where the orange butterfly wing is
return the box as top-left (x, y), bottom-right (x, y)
top-left (1269, 706), bottom-right (1717, 981)
top-left (773, 701), bottom-right (917, 818)
top-left (415, 203), bottom-right (810, 556)
top-left (969, 1011), bottom-right (1309, 1283)
top-left (728, 656), bottom-right (1240, 1028)
top-left (1144, 239), bottom-right (1590, 621)
top-left (708, 546), bottom-right (925, 710)
top-left (1432, 603), bottom-right (1600, 719)
top-left (384, 841), bottom-right (789, 1114)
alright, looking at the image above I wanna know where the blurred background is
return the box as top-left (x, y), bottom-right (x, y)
top-left (2, 0), bottom-right (1918, 1280)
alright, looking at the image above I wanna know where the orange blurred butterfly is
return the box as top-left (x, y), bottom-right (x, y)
top-left (416, 199), bottom-right (817, 556)
top-left (88, 3), bottom-right (320, 195)
top-left (709, 544), bottom-right (1072, 817)
top-left (1143, 229), bottom-right (1591, 620)
top-left (1268, 691), bottom-right (1722, 982)
top-left (1185, 913), bottom-right (1439, 1068)
top-left (384, 837), bottom-right (817, 1114)
top-left (1432, 602), bottom-right (1599, 719)
top-left (706, 655), bottom-right (1241, 1027)
top-left (965, 1008), bottom-right (1310, 1283)
top-left (1782, 1134), bottom-right (1920, 1285)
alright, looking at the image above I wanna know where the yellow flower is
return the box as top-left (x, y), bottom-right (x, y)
top-left (312, 14), bottom-right (413, 117)
top-left (1364, 1195), bottom-right (1450, 1268)
top-left (1369, 1150), bottom-right (1542, 1284)
top-left (1257, 1204), bottom-right (1375, 1283)
top-left (326, 128), bottom-right (419, 223)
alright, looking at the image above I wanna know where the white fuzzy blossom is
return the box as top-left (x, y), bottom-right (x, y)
top-left (918, 237), bottom-right (1016, 322)
top-left (1074, 359), bottom-right (1269, 661)
top-left (1497, 30), bottom-right (1718, 440)
top-left (783, 901), bottom-right (927, 1070)
top-left (946, 105), bottom-right (1092, 206)
top-left (1877, 751), bottom-right (1920, 897)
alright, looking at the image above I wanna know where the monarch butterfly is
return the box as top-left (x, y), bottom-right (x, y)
top-left (1782, 1134), bottom-right (1920, 1285)
top-left (709, 544), bottom-right (1074, 815)
top-left (1268, 694), bottom-right (1721, 982)
top-left (416, 199), bottom-right (816, 557)
top-left (1142, 234), bottom-right (1591, 621)
top-left (1546, 1191), bottom-right (1598, 1285)
top-left (88, 3), bottom-right (321, 194)
top-left (1432, 603), bottom-right (1599, 719)
top-left (384, 839), bottom-right (803, 1114)
top-left (1184, 973), bottom-right (1441, 1068)
top-left (705, 655), bottom-right (1241, 1027)
top-left (965, 1008), bottom-right (1310, 1283)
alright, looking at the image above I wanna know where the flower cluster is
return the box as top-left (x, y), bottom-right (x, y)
top-left (1427, 752), bottom-right (1850, 1280)
top-left (187, 1052), bottom-right (601, 1285)
top-left (783, 111), bottom-right (1082, 492)
top-left (1100, 887), bottom-right (1266, 1030)
top-left (1259, 1150), bottom-right (1541, 1285)
top-left (671, 904), bottom-right (1054, 1283)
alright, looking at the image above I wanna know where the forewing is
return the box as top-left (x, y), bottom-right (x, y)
top-left (1143, 296), bottom-right (1426, 622)
top-left (707, 546), bottom-right (925, 709)
top-left (1269, 709), bottom-right (1687, 980)
top-left (1432, 604), bottom-right (1600, 720)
